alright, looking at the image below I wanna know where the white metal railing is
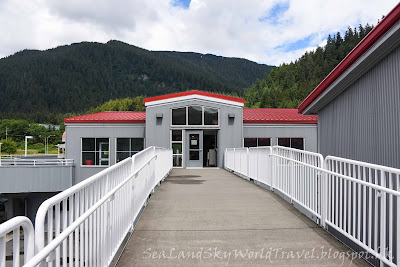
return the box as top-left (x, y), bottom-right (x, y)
top-left (324, 156), bottom-right (400, 267)
top-left (224, 146), bottom-right (400, 267)
top-left (0, 158), bottom-right (74, 166)
top-left (0, 216), bottom-right (35, 267)
top-left (272, 146), bottom-right (324, 221)
top-left (12, 146), bottom-right (172, 267)
top-left (225, 147), bottom-right (272, 187)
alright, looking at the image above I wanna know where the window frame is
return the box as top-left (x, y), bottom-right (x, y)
top-left (170, 106), bottom-right (220, 128)
top-left (171, 129), bottom-right (184, 168)
top-left (115, 137), bottom-right (145, 163)
top-left (81, 137), bottom-right (111, 167)
top-left (277, 137), bottom-right (305, 150)
top-left (243, 137), bottom-right (271, 147)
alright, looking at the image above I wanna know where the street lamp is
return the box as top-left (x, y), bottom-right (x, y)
top-left (25, 136), bottom-right (33, 157)
top-left (46, 135), bottom-right (55, 154)
top-left (0, 142), bottom-right (2, 166)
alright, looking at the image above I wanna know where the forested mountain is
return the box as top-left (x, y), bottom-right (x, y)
top-left (245, 24), bottom-right (374, 108)
top-left (0, 40), bottom-right (272, 117)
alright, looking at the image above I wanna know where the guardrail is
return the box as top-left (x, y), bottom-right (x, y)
top-left (225, 146), bottom-right (400, 267)
top-left (25, 146), bottom-right (172, 267)
top-left (0, 216), bottom-right (35, 267)
top-left (324, 156), bottom-right (400, 267)
top-left (0, 146), bottom-right (172, 267)
top-left (0, 158), bottom-right (74, 166)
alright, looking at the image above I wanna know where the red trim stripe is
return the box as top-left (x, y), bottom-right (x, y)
top-left (298, 3), bottom-right (400, 113)
top-left (143, 90), bottom-right (246, 104)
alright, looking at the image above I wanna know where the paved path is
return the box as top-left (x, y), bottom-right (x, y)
top-left (117, 169), bottom-right (369, 266)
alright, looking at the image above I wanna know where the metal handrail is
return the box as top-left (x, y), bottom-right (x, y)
top-left (225, 145), bottom-right (400, 267)
top-left (0, 216), bottom-right (35, 266)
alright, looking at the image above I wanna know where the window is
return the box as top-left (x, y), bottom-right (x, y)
top-left (116, 138), bottom-right (144, 162)
top-left (204, 107), bottom-right (218, 125)
top-left (278, 138), bottom-right (304, 150)
top-left (82, 138), bottom-right (109, 166)
top-left (244, 138), bottom-right (271, 147)
top-left (171, 106), bottom-right (219, 126)
top-left (244, 138), bottom-right (257, 147)
top-left (188, 106), bottom-right (202, 125)
top-left (172, 130), bottom-right (183, 167)
top-left (172, 107), bottom-right (186, 125)
top-left (258, 138), bottom-right (271, 146)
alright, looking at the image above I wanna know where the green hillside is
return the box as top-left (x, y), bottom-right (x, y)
top-left (0, 40), bottom-right (273, 117)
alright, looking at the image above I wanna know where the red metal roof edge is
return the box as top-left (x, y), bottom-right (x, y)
top-left (143, 90), bottom-right (246, 104)
top-left (243, 120), bottom-right (317, 124)
top-left (298, 3), bottom-right (400, 113)
top-left (64, 119), bottom-right (145, 123)
top-left (64, 111), bottom-right (146, 123)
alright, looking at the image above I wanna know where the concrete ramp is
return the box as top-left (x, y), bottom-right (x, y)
top-left (117, 169), bottom-right (369, 266)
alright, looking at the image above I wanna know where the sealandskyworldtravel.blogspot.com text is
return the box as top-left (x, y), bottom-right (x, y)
top-left (143, 246), bottom-right (391, 266)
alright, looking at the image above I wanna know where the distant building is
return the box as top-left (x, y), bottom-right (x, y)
top-left (299, 3), bottom-right (400, 169)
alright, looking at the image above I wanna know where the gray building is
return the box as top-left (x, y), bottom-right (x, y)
top-left (64, 90), bottom-right (318, 182)
top-left (299, 8), bottom-right (400, 169)
top-left (1, 91), bottom-right (318, 221)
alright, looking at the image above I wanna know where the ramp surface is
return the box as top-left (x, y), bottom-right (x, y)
top-left (117, 169), bottom-right (369, 266)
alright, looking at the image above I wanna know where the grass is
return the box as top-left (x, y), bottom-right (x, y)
top-left (1, 144), bottom-right (59, 155)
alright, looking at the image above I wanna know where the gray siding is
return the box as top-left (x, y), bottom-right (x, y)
top-left (146, 99), bottom-right (243, 167)
top-left (0, 165), bottom-right (74, 193)
top-left (65, 123), bottom-right (145, 183)
top-left (319, 45), bottom-right (400, 168)
top-left (243, 124), bottom-right (318, 152)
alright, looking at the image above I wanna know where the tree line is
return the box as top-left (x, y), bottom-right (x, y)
top-left (245, 23), bottom-right (374, 108)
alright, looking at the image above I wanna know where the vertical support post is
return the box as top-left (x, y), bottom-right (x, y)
top-left (321, 158), bottom-right (327, 228)
top-left (290, 150), bottom-right (294, 203)
top-left (233, 148), bottom-right (236, 172)
top-left (246, 147), bottom-right (249, 177)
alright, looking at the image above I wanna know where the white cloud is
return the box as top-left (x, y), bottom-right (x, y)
top-left (0, 0), bottom-right (398, 65)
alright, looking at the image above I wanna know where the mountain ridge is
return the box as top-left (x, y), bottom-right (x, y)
top-left (0, 40), bottom-right (273, 115)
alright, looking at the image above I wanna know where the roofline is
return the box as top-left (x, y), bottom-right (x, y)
top-left (298, 2), bottom-right (400, 113)
top-left (143, 90), bottom-right (246, 105)
top-left (64, 119), bottom-right (146, 123)
top-left (243, 120), bottom-right (317, 124)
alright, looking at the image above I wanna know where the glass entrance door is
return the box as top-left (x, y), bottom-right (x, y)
top-left (186, 130), bottom-right (203, 167)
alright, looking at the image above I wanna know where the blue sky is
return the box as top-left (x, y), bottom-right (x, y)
top-left (0, 0), bottom-right (398, 65)
top-left (172, 0), bottom-right (191, 9)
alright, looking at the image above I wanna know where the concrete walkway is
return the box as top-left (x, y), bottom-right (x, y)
top-left (117, 169), bottom-right (369, 266)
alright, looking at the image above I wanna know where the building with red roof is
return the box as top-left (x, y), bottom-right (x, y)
top-left (299, 2), bottom-right (400, 169)
top-left (65, 90), bottom-right (317, 180)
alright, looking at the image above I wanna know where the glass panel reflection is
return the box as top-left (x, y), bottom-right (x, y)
top-left (204, 107), bottom-right (218, 125)
top-left (188, 106), bottom-right (202, 125)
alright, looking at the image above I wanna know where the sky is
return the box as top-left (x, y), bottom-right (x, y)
top-left (0, 0), bottom-right (398, 66)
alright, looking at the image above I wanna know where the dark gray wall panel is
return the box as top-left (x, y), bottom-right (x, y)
top-left (319, 45), bottom-right (400, 168)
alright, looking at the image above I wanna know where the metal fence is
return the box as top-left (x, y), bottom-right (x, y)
top-left (0, 146), bottom-right (172, 267)
top-left (0, 159), bottom-right (74, 166)
top-left (225, 146), bottom-right (400, 267)
top-left (0, 216), bottom-right (35, 267)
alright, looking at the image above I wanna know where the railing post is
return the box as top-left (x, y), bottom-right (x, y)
top-left (321, 157), bottom-right (327, 228)
top-left (246, 147), bottom-right (249, 177)
top-left (289, 150), bottom-right (293, 203)
top-left (233, 148), bottom-right (236, 172)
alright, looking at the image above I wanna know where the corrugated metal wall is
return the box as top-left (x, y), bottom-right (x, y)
top-left (319, 45), bottom-right (400, 169)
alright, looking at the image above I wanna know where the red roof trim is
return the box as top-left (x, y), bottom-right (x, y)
top-left (143, 90), bottom-right (246, 104)
top-left (243, 120), bottom-right (317, 124)
top-left (243, 108), bottom-right (318, 124)
top-left (298, 3), bottom-right (400, 113)
top-left (64, 111), bottom-right (146, 123)
top-left (64, 119), bottom-right (145, 123)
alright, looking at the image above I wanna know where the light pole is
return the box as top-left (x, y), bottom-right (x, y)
top-left (25, 136), bottom-right (33, 157)
top-left (46, 135), bottom-right (55, 154)
top-left (0, 142), bottom-right (2, 166)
